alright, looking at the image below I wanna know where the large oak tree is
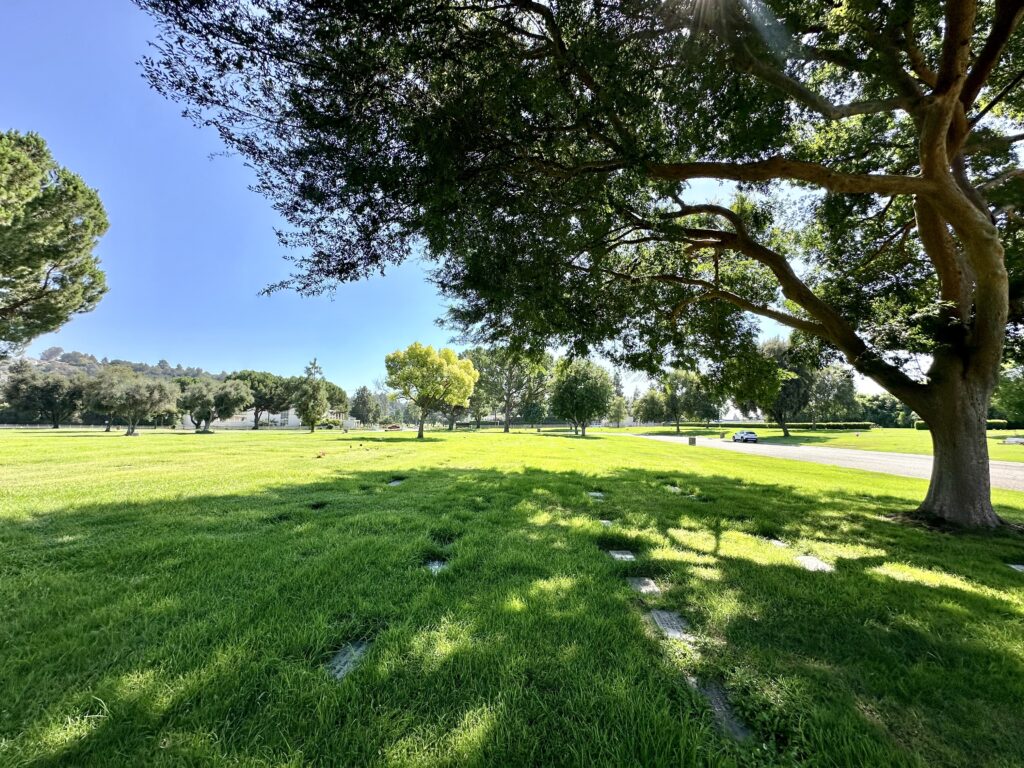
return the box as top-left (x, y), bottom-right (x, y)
top-left (138, 1), bottom-right (1024, 527)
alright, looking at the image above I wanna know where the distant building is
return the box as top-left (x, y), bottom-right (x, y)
top-left (180, 407), bottom-right (356, 430)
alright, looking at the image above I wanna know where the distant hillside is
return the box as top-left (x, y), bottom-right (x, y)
top-left (23, 347), bottom-right (223, 380)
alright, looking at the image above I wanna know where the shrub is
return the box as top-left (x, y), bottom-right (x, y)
top-left (781, 422), bottom-right (876, 430)
top-left (915, 419), bottom-right (1009, 430)
top-left (691, 421), bottom-right (876, 430)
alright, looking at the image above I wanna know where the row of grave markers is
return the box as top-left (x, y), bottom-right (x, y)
top-left (597, 483), bottom-right (1020, 743)
top-left (327, 478), bottom-right (1024, 717)
top-left (603, 535), bottom-right (753, 742)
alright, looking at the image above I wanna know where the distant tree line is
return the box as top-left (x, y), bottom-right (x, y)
top-left (377, 343), bottom-right (629, 438)
top-left (629, 336), bottom-right (1022, 432)
top-left (12, 339), bottom-right (991, 435)
top-left (0, 356), bottom-right (348, 433)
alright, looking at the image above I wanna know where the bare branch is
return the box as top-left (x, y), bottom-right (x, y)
top-left (737, 45), bottom-right (915, 120)
top-left (962, 0), bottom-right (1024, 110)
top-left (645, 157), bottom-right (935, 196)
top-left (969, 68), bottom-right (1024, 126)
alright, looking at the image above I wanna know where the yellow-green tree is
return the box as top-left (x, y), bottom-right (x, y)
top-left (385, 343), bottom-right (478, 439)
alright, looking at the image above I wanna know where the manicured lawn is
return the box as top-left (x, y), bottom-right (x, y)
top-left (2, 429), bottom-right (1023, 766)
top-left (618, 424), bottom-right (1024, 462)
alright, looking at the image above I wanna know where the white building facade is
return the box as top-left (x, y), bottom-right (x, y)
top-left (180, 407), bottom-right (356, 430)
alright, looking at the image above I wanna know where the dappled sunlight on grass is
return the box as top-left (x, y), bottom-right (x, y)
top-left (2, 429), bottom-right (1023, 766)
top-left (868, 562), bottom-right (1016, 602)
top-left (407, 618), bottom-right (476, 672)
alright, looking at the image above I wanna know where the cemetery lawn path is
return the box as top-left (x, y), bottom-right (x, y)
top-left (2, 429), bottom-right (1023, 767)
top-left (615, 424), bottom-right (1024, 462)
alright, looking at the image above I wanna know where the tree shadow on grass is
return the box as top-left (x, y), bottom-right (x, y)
top-left (2, 465), bottom-right (1023, 767)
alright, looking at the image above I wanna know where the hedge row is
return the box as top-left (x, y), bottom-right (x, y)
top-left (782, 422), bottom-right (876, 430)
top-left (914, 419), bottom-right (1010, 430)
top-left (661, 421), bottom-right (877, 430)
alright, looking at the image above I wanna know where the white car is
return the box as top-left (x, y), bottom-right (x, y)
top-left (732, 430), bottom-right (758, 443)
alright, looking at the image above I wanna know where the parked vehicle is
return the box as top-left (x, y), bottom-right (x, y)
top-left (732, 430), bottom-right (758, 443)
top-left (384, 424), bottom-right (402, 431)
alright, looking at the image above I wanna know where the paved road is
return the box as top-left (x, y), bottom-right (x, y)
top-left (633, 434), bottom-right (1024, 492)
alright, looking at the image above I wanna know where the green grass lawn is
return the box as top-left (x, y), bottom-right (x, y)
top-left (2, 429), bottom-right (1023, 767)
top-left (616, 424), bottom-right (1024, 462)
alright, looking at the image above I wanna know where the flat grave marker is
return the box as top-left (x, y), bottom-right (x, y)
top-left (327, 640), bottom-right (371, 680)
top-left (649, 609), bottom-right (696, 645)
top-left (627, 577), bottom-right (661, 595)
top-left (588, 491), bottom-right (605, 499)
top-left (387, 478), bottom-right (404, 486)
top-left (685, 675), bottom-right (752, 742)
top-left (664, 484), bottom-right (682, 494)
top-left (426, 560), bottom-right (447, 574)
top-left (600, 519), bottom-right (613, 527)
top-left (795, 555), bottom-right (833, 573)
top-left (1009, 563), bottom-right (1024, 573)
top-left (608, 550), bottom-right (636, 561)
top-left (767, 538), bottom-right (789, 548)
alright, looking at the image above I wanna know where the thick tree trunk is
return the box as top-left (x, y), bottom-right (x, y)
top-left (675, 418), bottom-right (680, 433)
top-left (417, 415), bottom-right (426, 439)
top-left (580, 422), bottom-right (587, 437)
top-left (253, 409), bottom-right (262, 429)
top-left (917, 380), bottom-right (1001, 528)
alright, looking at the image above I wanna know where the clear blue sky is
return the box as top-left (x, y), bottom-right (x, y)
top-left (5, 0), bottom-right (803, 395)
top-left (5, 0), bottom-right (458, 392)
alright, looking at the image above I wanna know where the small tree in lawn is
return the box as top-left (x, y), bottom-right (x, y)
top-left (733, 340), bottom-right (812, 438)
top-left (178, 378), bottom-right (252, 432)
top-left (802, 365), bottom-right (859, 425)
top-left (663, 373), bottom-right (686, 433)
top-left (476, 347), bottom-right (551, 433)
top-left (385, 342), bottom-right (479, 439)
top-left (664, 370), bottom-right (723, 430)
top-left (462, 347), bottom-right (496, 428)
top-left (633, 389), bottom-right (666, 426)
top-left (213, 379), bottom-right (253, 424)
top-left (177, 379), bottom-right (214, 430)
top-left (349, 385), bottom-right (381, 426)
top-left (549, 359), bottom-right (613, 437)
top-left (324, 381), bottom-right (348, 419)
top-left (608, 396), bottom-right (628, 428)
top-left (2, 363), bottom-right (84, 428)
top-left (519, 396), bottom-right (546, 429)
top-left (85, 365), bottom-right (133, 431)
top-left (293, 358), bottom-right (329, 432)
top-left (112, 374), bottom-right (177, 436)
top-left (226, 370), bottom-right (290, 429)
top-left (443, 402), bottom-right (466, 431)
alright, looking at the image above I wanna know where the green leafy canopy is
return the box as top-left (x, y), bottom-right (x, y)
top-left (0, 131), bottom-right (108, 357)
